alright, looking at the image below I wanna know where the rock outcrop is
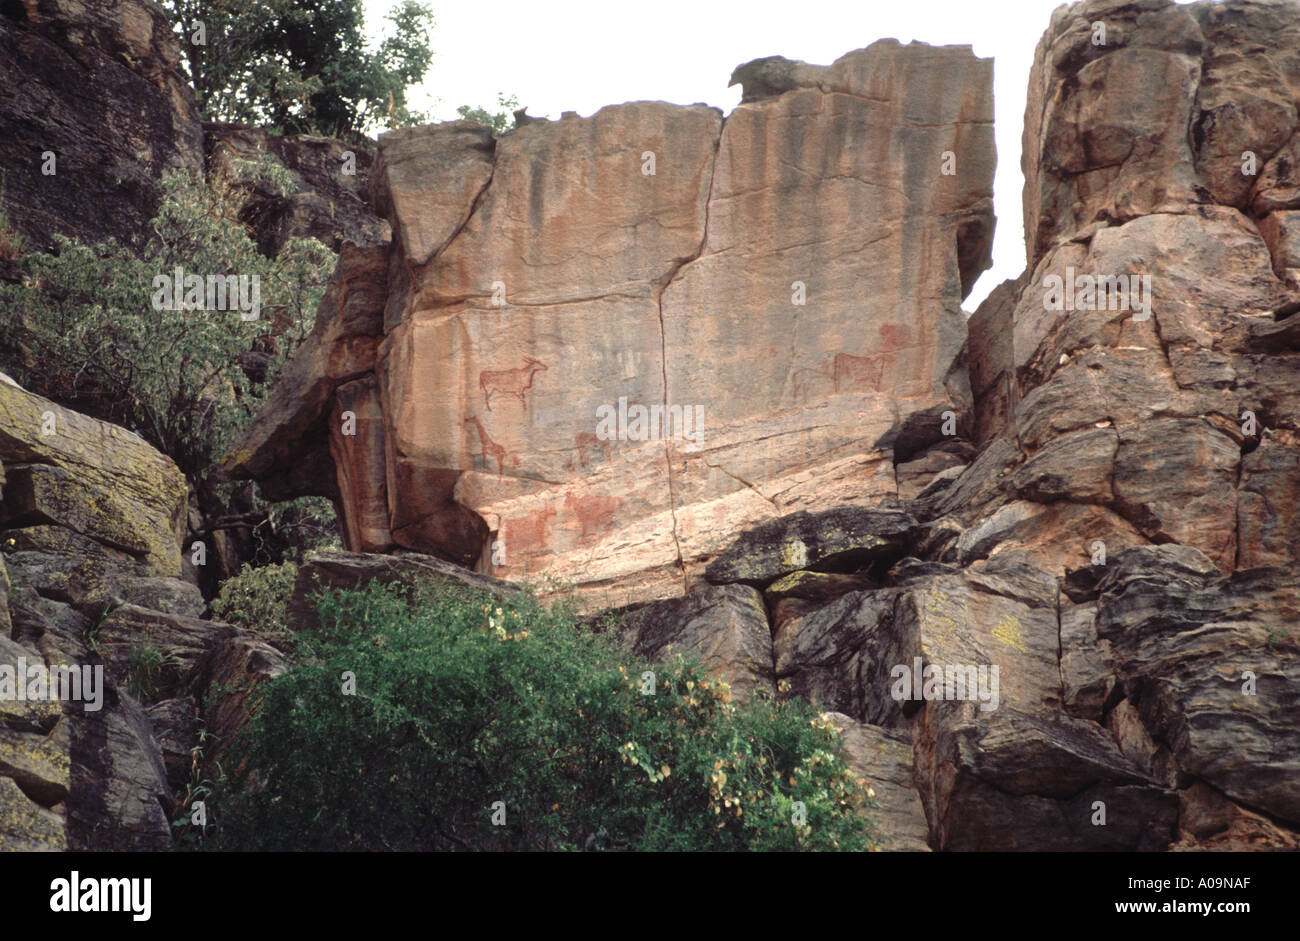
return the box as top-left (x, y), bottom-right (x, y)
top-left (0, 373), bottom-right (283, 849)
top-left (5, 0), bottom-right (1298, 853)
top-left (227, 40), bottom-right (996, 610)
top-left (0, 0), bottom-right (203, 250)
top-left (218, 3), bottom-right (1300, 850)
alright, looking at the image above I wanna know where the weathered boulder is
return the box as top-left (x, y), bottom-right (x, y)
top-left (286, 549), bottom-right (522, 634)
top-left (617, 583), bottom-right (774, 704)
top-left (705, 506), bottom-right (918, 588)
top-left (1092, 547), bottom-right (1300, 824)
top-left (823, 712), bottom-right (931, 851)
top-left (0, 372), bottom-right (187, 578)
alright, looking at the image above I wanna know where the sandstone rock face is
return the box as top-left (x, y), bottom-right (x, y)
top-left (0, 375), bottom-right (283, 849)
top-left (217, 4), bottom-right (1300, 851)
top-left (0, 0), bottom-right (203, 250)
top-left (227, 40), bottom-right (996, 609)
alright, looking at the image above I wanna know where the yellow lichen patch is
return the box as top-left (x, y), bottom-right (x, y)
top-left (992, 614), bottom-right (1028, 653)
top-left (0, 377), bottom-right (186, 578)
top-left (921, 589), bottom-right (961, 648)
top-left (0, 776), bottom-right (65, 850)
top-left (0, 725), bottom-right (70, 806)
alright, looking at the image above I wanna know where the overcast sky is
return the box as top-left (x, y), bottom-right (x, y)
top-left (364, 0), bottom-right (1080, 310)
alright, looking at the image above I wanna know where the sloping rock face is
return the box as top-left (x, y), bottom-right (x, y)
top-left (227, 40), bottom-right (996, 609)
top-left (0, 374), bottom-right (283, 849)
top-left (0, 0), bottom-right (203, 250)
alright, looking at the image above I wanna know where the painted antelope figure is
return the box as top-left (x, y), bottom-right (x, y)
top-left (479, 357), bottom-right (548, 412)
top-left (464, 416), bottom-right (507, 478)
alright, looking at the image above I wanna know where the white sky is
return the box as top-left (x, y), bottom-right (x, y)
top-left (364, 0), bottom-right (1076, 310)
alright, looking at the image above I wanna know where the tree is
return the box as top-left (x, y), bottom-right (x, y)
top-left (205, 582), bottom-right (880, 851)
top-left (162, 0), bottom-right (435, 141)
top-left (456, 92), bottom-right (520, 137)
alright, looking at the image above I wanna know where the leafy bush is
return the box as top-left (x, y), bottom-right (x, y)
top-left (210, 560), bottom-right (300, 635)
top-left (0, 164), bottom-right (333, 490)
top-left (206, 582), bottom-right (879, 851)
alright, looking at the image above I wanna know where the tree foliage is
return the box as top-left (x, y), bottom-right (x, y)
top-left (163, 0), bottom-right (435, 140)
top-left (456, 92), bottom-right (520, 137)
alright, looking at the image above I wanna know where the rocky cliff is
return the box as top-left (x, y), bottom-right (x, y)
top-left (224, 0), bottom-right (1300, 851)
top-left (1, 0), bottom-right (1297, 853)
top-left (0, 373), bottom-right (281, 849)
top-left (225, 40), bottom-right (997, 609)
top-left (0, 0), bottom-right (204, 251)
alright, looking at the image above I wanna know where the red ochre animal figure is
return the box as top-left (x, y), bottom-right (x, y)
top-left (479, 357), bottom-right (548, 412)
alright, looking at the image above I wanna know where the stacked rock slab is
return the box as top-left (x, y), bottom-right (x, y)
top-left (0, 374), bottom-right (283, 850)
top-left (905, 0), bottom-right (1300, 849)
top-left (855, 0), bottom-right (1300, 852)
top-left (967, 0), bottom-right (1300, 576)
top-left (226, 40), bottom-right (996, 610)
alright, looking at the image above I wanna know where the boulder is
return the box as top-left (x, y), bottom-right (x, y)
top-left (823, 713), bottom-right (931, 851)
top-left (286, 550), bottom-right (522, 633)
top-left (706, 507), bottom-right (918, 587)
top-left (618, 583), bottom-right (774, 704)
top-left (0, 373), bottom-right (186, 577)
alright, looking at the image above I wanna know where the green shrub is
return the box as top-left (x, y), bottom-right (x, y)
top-left (210, 560), bottom-right (300, 634)
top-left (456, 93), bottom-right (520, 137)
top-left (206, 582), bottom-right (879, 851)
top-left (0, 165), bottom-right (333, 490)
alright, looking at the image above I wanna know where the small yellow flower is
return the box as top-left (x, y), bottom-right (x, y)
top-left (661, 765), bottom-right (671, 777)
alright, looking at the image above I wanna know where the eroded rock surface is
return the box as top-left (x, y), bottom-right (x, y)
top-left (0, 0), bottom-right (203, 250)
top-left (0, 374), bottom-right (285, 849)
top-left (226, 40), bottom-right (996, 610)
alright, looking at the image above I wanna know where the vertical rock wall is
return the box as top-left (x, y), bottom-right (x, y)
top-left (227, 40), bottom-right (996, 609)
